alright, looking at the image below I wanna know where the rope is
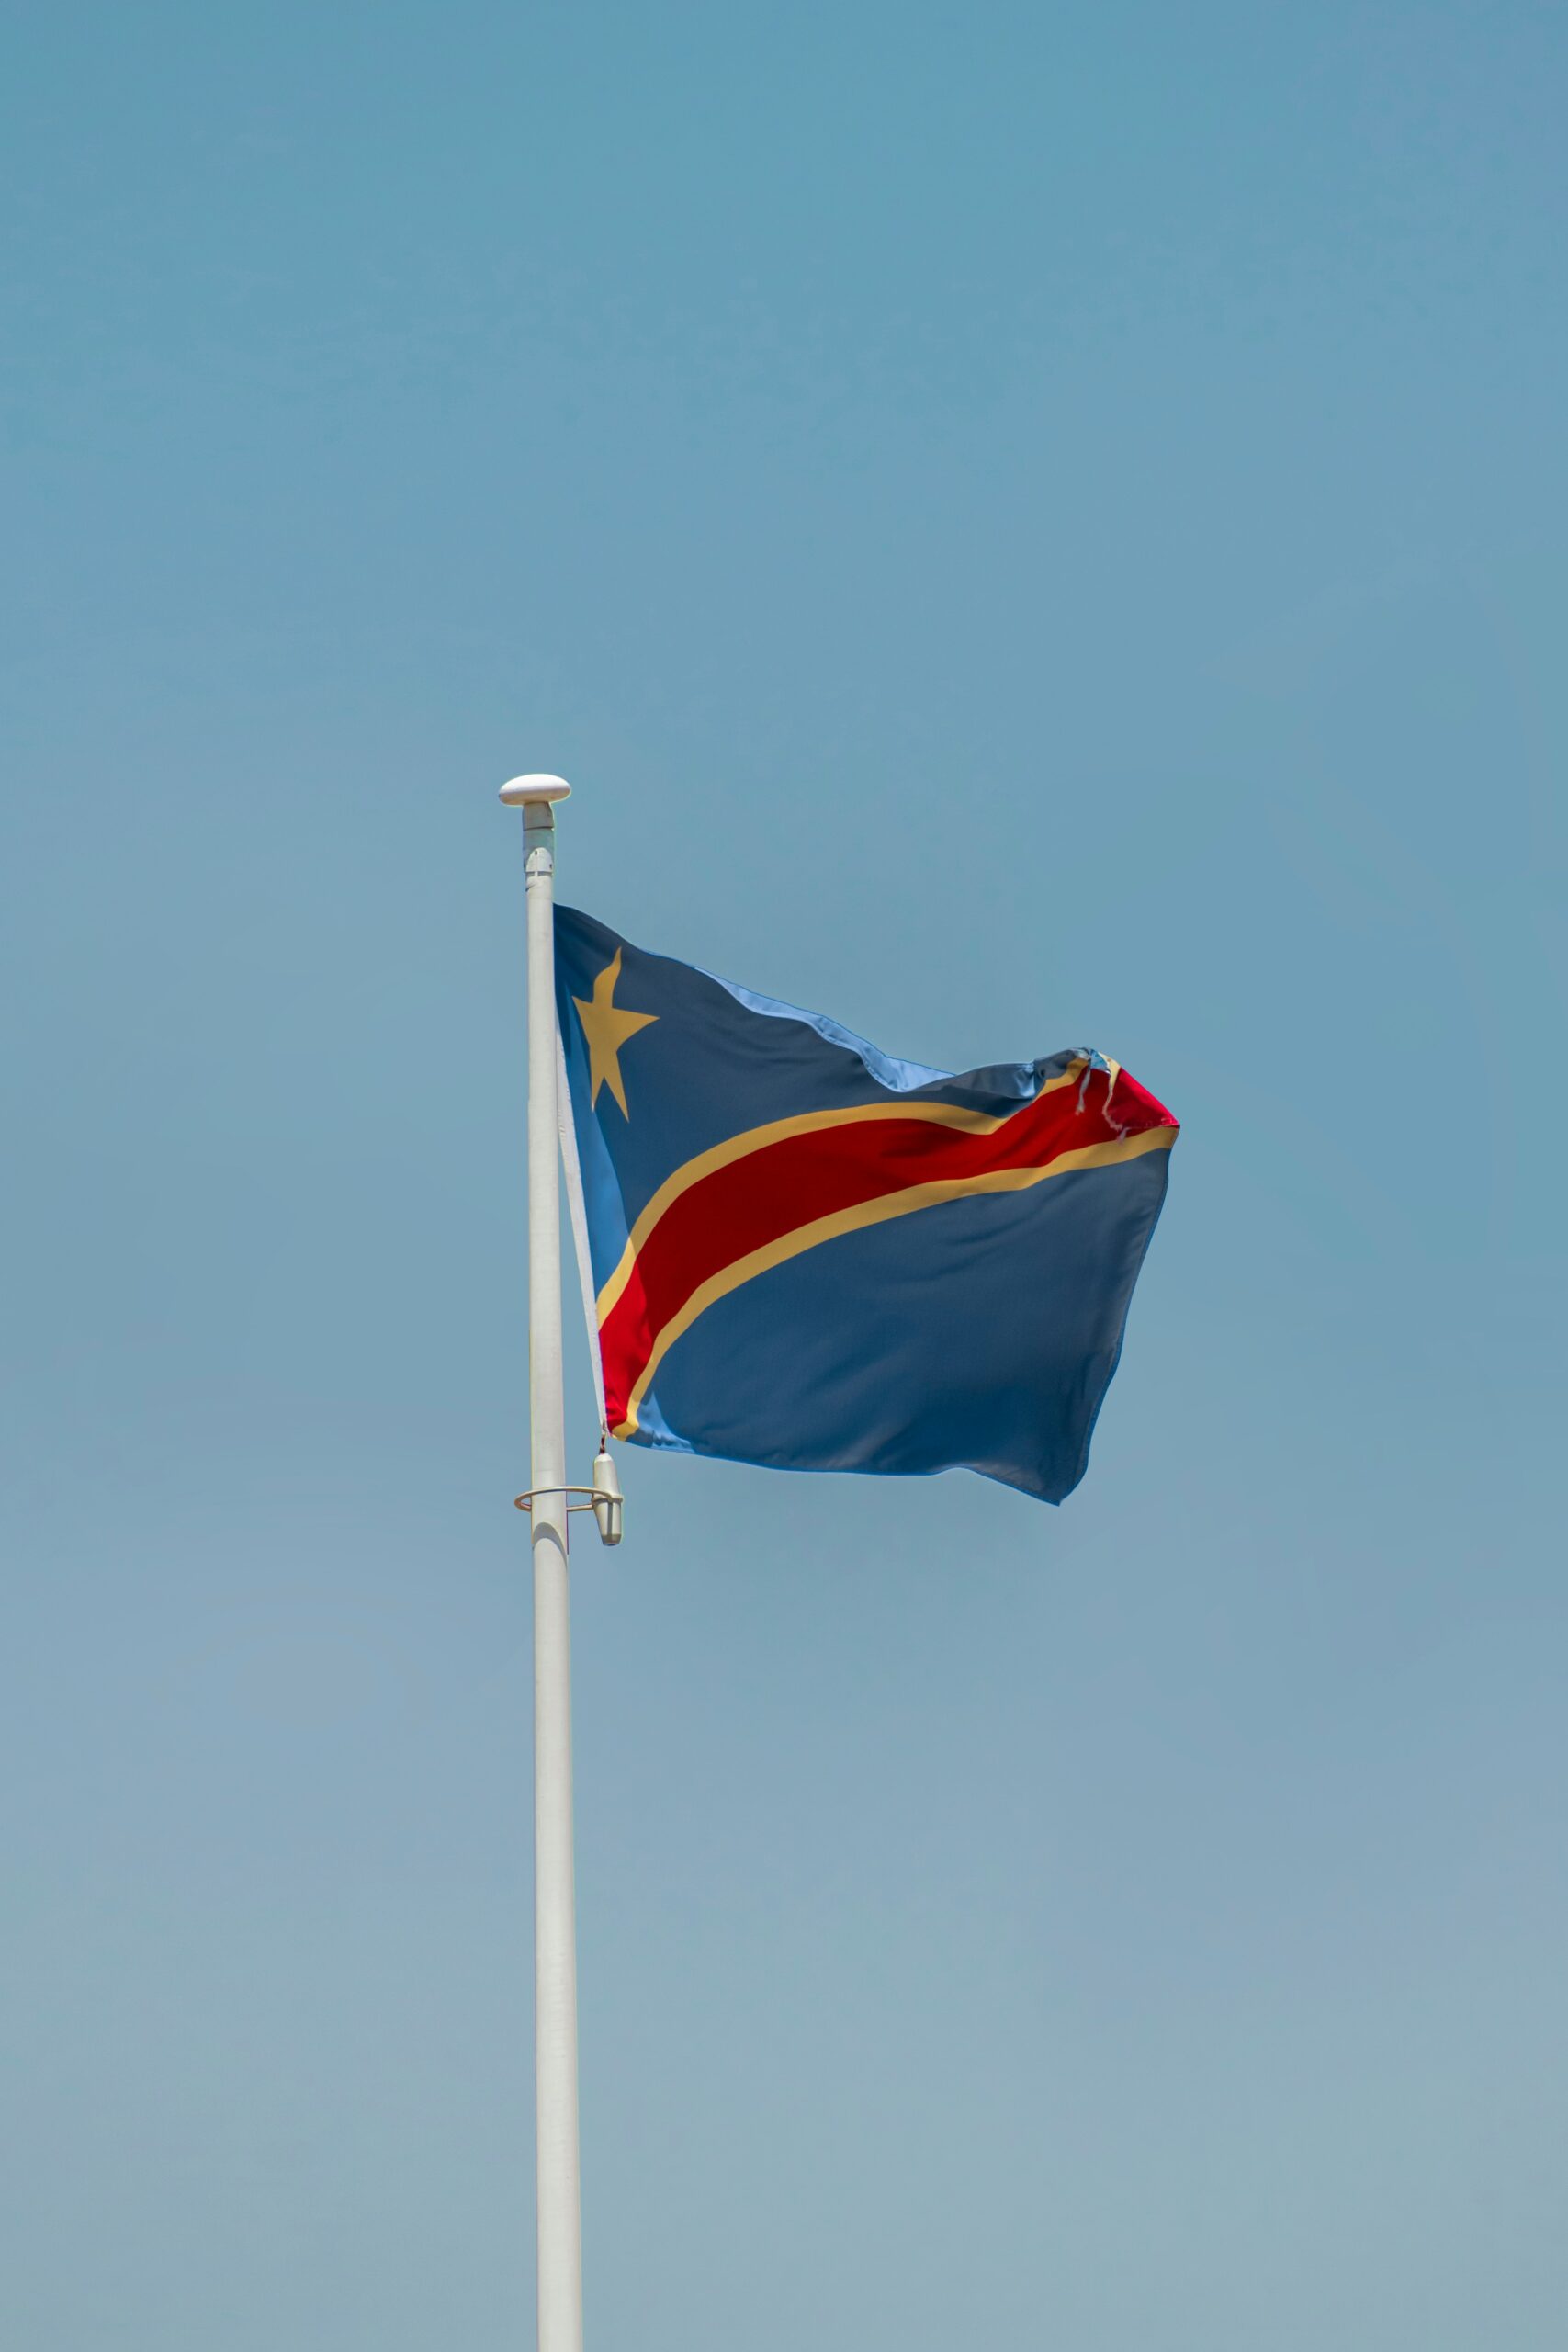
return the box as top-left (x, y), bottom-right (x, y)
top-left (556, 1023), bottom-right (609, 1441)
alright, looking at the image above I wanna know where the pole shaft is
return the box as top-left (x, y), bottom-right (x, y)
top-left (524, 804), bottom-right (584, 2352)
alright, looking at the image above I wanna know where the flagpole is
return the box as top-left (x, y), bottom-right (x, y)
top-left (501, 772), bottom-right (583, 2352)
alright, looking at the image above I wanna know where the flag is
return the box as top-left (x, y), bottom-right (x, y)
top-left (555, 907), bottom-right (1178, 1503)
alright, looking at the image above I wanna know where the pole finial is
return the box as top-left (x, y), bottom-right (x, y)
top-left (500, 774), bottom-right (572, 807)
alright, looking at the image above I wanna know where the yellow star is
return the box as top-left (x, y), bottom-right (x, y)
top-left (573, 948), bottom-right (658, 1116)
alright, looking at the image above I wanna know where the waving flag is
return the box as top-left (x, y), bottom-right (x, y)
top-left (555, 907), bottom-right (1178, 1503)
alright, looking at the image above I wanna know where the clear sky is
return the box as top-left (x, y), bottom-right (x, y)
top-left (4, 4), bottom-right (1565, 2346)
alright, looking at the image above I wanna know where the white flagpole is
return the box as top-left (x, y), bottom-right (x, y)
top-left (500, 772), bottom-right (583, 2352)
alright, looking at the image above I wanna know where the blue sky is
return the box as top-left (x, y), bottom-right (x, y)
top-left (4, 4), bottom-right (1565, 2346)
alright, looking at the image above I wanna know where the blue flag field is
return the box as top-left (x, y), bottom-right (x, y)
top-left (556, 907), bottom-right (1178, 1503)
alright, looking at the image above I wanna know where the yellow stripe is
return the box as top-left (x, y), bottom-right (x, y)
top-left (594, 1059), bottom-right (1089, 1323)
top-left (612, 1122), bottom-right (1175, 1438)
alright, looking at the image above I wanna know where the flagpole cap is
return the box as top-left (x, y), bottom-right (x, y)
top-left (499, 774), bottom-right (571, 807)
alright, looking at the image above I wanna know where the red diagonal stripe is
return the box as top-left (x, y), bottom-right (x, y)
top-left (600, 1065), bottom-right (1176, 1429)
